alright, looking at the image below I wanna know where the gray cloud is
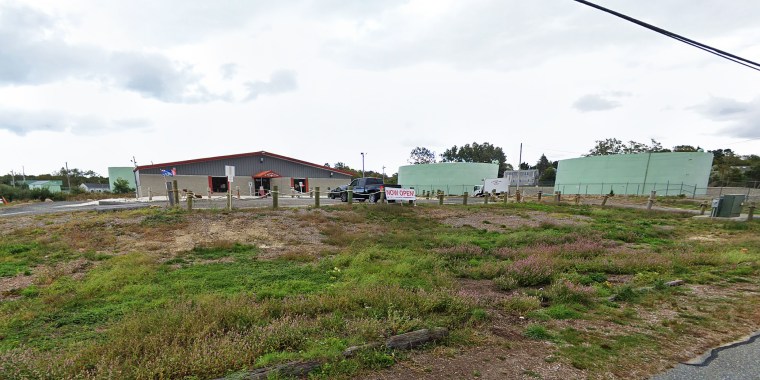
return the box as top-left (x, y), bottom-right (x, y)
top-left (573, 92), bottom-right (631, 112)
top-left (692, 97), bottom-right (760, 138)
top-left (0, 107), bottom-right (151, 136)
top-left (220, 63), bottom-right (238, 80)
top-left (324, 0), bottom-right (760, 71)
top-left (0, 3), bottom-right (224, 103)
top-left (244, 70), bottom-right (298, 101)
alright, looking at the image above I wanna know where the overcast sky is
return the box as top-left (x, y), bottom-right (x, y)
top-left (2, 0), bottom-right (760, 177)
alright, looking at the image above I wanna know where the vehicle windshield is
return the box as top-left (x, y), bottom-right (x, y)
top-left (365, 178), bottom-right (383, 185)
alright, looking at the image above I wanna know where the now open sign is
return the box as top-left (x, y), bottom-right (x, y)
top-left (385, 188), bottom-right (416, 201)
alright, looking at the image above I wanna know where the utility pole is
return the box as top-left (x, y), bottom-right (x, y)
top-left (10, 170), bottom-right (15, 187)
top-left (517, 143), bottom-right (523, 192)
top-left (361, 152), bottom-right (365, 178)
top-left (382, 166), bottom-right (386, 182)
top-left (22, 166), bottom-right (26, 184)
top-left (65, 162), bottom-right (72, 191)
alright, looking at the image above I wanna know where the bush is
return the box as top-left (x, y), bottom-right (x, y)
top-left (113, 178), bottom-right (134, 194)
top-left (507, 256), bottom-right (554, 286)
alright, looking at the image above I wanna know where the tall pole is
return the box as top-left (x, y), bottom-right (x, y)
top-left (65, 162), bottom-right (72, 191)
top-left (22, 166), bottom-right (26, 184)
top-left (10, 170), bottom-right (15, 187)
top-left (517, 143), bottom-right (522, 192)
top-left (361, 152), bottom-right (365, 178)
top-left (382, 165), bottom-right (386, 182)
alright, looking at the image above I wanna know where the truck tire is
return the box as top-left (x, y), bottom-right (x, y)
top-left (340, 192), bottom-right (347, 202)
top-left (369, 192), bottom-right (379, 203)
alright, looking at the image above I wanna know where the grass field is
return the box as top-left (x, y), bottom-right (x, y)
top-left (1, 202), bottom-right (759, 379)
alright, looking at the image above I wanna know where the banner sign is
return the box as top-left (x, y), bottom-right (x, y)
top-left (385, 188), bottom-right (416, 201)
top-left (225, 166), bottom-right (235, 182)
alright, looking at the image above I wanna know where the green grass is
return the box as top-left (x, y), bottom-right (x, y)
top-left (1, 202), bottom-right (760, 379)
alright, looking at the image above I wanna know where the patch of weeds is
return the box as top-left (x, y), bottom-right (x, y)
top-left (524, 324), bottom-right (554, 340)
top-left (470, 308), bottom-right (489, 322)
top-left (140, 209), bottom-right (186, 226)
top-left (502, 295), bottom-right (541, 315)
top-left (493, 275), bottom-right (518, 291)
top-left (543, 304), bottom-right (583, 320)
top-left (611, 285), bottom-right (639, 303)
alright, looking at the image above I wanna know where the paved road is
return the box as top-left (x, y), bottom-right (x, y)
top-left (653, 333), bottom-right (760, 380)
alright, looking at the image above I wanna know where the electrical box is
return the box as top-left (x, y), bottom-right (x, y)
top-left (712, 194), bottom-right (746, 218)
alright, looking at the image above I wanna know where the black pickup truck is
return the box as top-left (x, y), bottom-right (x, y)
top-left (339, 177), bottom-right (401, 203)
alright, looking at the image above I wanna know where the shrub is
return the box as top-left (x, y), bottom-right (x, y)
top-left (493, 275), bottom-right (518, 291)
top-left (507, 256), bottom-right (554, 286)
top-left (501, 294), bottom-right (541, 314)
top-left (545, 280), bottom-right (596, 305)
top-left (524, 324), bottom-right (553, 340)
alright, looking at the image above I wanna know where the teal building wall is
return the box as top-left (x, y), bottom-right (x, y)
top-left (554, 152), bottom-right (713, 196)
top-left (398, 162), bottom-right (499, 195)
top-left (108, 167), bottom-right (137, 191)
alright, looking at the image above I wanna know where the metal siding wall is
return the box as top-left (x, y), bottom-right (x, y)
top-left (139, 154), bottom-right (352, 179)
top-left (398, 163), bottom-right (499, 195)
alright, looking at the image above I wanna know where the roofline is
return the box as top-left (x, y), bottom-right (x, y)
top-left (133, 151), bottom-right (354, 176)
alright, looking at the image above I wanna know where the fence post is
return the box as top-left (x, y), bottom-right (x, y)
top-left (537, 190), bottom-right (543, 202)
top-left (575, 194), bottom-right (580, 205)
top-left (315, 187), bottom-right (320, 208)
top-left (504, 191), bottom-right (509, 205)
top-left (438, 192), bottom-right (444, 206)
top-left (554, 191), bottom-right (561, 204)
top-left (172, 180), bottom-right (180, 207)
top-left (601, 195), bottom-right (609, 207)
top-left (273, 185), bottom-right (279, 209)
top-left (348, 186), bottom-right (353, 205)
top-left (699, 202), bottom-right (707, 215)
top-left (516, 189), bottom-right (521, 203)
top-left (625, 183), bottom-right (629, 195)
top-left (381, 188), bottom-right (386, 204)
top-left (601, 182), bottom-right (604, 196)
top-left (647, 190), bottom-right (656, 210)
top-left (187, 191), bottom-right (193, 210)
top-left (463, 191), bottom-right (468, 205)
top-left (484, 193), bottom-right (489, 205)
top-left (748, 202), bottom-right (755, 221)
top-left (148, 187), bottom-right (152, 201)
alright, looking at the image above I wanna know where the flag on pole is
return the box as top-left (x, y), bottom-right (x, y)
top-left (161, 169), bottom-right (174, 177)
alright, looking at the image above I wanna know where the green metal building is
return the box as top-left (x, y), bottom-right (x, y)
top-left (398, 162), bottom-right (499, 195)
top-left (108, 167), bottom-right (137, 192)
top-left (27, 180), bottom-right (63, 193)
top-left (554, 152), bottom-right (713, 196)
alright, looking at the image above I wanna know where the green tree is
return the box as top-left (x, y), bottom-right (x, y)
top-left (408, 147), bottom-right (437, 164)
top-left (538, 167), bottom-right (556, 183)
top-left (534, 154), bottom-right (552, 174)
top-left (112, 178), bottom-right (134, 194)
top-left (586, 138), bottom-right (667, 156)
top-left (440, 142), bottom-right (509, 176)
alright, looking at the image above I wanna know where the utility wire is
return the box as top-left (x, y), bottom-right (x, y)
top-left (574, 0), bottom-right (760, 72)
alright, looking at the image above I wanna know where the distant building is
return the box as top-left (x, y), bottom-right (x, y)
top-left (27, 180), bottom-right (63, 193)
top-left (397, 162), bottom-right (499, 195)
top-left (503, 170), bottom-right (539, 186)
top-left (132, 151), bottom-right (352, 197)
top-left (554, 152), bottom-right (713, 196)
top-left (80, 183), bottom-right (111, 193)
top-left (108, 167), bottom-right (137, 192)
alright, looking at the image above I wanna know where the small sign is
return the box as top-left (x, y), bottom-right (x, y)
top-left (385, 188), bottom-right (416, 201)
top-left (225, 166), bottom-right (235, 182)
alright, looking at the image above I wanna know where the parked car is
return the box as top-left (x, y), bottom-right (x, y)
top-left (328, 185), bottom-right (347, 199)
top-left (340, 177), bottom-right (401, 203)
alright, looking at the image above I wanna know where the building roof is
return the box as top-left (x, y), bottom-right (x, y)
top-left (134, 151), bottom-right (354, 176)
top-left (28, 180), bottom-right (63, 186)
top-left (253, 170), bottom-right (282, 178)
top-left (81, 183), bottom-right (110, 189)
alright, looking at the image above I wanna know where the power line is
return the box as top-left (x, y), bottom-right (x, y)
top-left (574, 0), bottom-right (760, 72)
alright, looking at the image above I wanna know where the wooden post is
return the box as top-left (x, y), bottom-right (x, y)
top-left (699, 202), bottom-right (707, 215)
top-left (227, 190), bottom-right (232, 210)
top-left (574, 194), bottom-right (580, 205)
top-left (236, 186), bottom-right (240, 199)
top-left (484, 193), bottom-right (489, 205)
top-left (148, 187), bottom-right (152, 201)
top-left (438, 192), bottom-right (444, 206)
top-left (537, 191), bottom-right (542, 202)
top-left (187, 191), bottom-right (193, 210)
top-left (272, 185), bottom-right (279, 209)
top-left (315, 187), bottom-right (320, 208)
top-left (748, 202), bottom-right (756, 221)
top-left (601, 195), bottom-right (609, 207)
top-left (503, 191), bottom-right (509, 205)
top-left (172, 180), bottom-right (180, 207)
top-left (348, 186), bottom-right (353, 205)
top-left (647, 190), bottom-right (656, 210)
top-left (516, 189), bottom-right (521, 203)
top-left (208, 188), bottom-right (212, 200)
top-left (381, 188), bottom-right (386, 204)
top-left (463, 191), bottom-right (468, 205)
top-left (554, 191), bottom-right (561, 204)
top-left (426, 190), bottom-right (430, 200)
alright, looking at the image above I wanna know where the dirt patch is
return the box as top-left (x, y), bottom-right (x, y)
top-left (440, 211), bottom-right (590, 232)
top-left (0, 274), bottom-right (34, 300)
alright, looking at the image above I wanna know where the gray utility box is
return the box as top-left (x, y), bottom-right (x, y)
top-left (711, 194), bottom-right (746, 217)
